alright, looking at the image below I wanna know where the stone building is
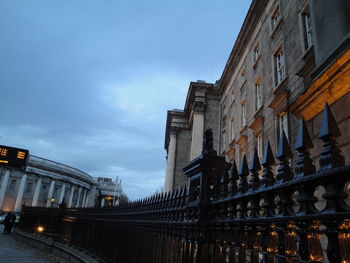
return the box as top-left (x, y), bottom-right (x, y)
top-left (96, 177), bottom-right (122, 207)
top-left (164, 0), bottom-right (350, 190)
top-left (164, 81), bottom-right (220, 191)
top-left (0, 153), bottom-right (122, 212)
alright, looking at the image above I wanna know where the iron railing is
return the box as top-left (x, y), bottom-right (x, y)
top-left (19, 104), bottom-right (350, 262)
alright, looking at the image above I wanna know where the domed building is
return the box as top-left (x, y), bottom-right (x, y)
top-left (0, 145), bottom-right (121, 212)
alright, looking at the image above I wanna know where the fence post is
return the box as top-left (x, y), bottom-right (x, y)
top-left (183, 128), bottom-right (228, 263)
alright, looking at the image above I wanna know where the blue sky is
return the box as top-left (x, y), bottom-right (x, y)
top-left (0, 0), bottom-right (251, 200)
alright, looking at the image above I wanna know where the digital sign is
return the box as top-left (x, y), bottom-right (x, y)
top-left (0, 145), bottom-right (29, 169)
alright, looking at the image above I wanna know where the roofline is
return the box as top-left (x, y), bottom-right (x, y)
top-left (217, 0), bottom-right (269, 93)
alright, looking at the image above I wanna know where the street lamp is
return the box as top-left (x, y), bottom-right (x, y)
top-left (51, 198), bottom-right (56, 208)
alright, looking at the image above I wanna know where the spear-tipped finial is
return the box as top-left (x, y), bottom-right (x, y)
top-left (261, 141), bottom-right (276, 187)
top-left (276, 130), bottom-right (292, 159)
top-left (318, 103), bottom-right (344, 170)
top-left (228, 160), bottom-right (239, 195)
top-left (319, 103), bottom-right (341, 140)
top-left (295, 119), bottom-right (315, 177)
top-left (276, 130), bottom-right (293, 182)
top-left (238, 155), bottom-right (249, 193)
top-left (249, 148), bottom-right (261, 190)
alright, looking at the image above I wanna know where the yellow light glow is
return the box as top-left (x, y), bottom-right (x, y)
top-left (105, 196), bottom-right (113, 200)
top-left (17, 151), bottom-right (26, 159)
top-left (0, 160), bottom-right (9, 163)
top-left (37, 226), bottom-right (44, 233)
top-left (0, 148), bottom-right (8, 156)
top-left (51, 198), bottom-right (56, 203)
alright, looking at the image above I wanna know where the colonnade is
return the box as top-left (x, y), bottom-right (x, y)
top-left (0, 170), bottom-right (92, 212)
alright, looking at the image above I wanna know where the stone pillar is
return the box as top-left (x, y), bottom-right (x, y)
top-left (76, 187), bottom-right (82, 207)
top-left (0, 170), bottom-right (10, 209)
top-left (58, 182), bottom-right (66, 204)
top-left (80, 188), bottom-right (86, 208)
top-left (82, 189), bottom-right (88, 207)
top-left (190, 102), bottom-right (205, 160)
top-left (86, 185), bottom-right (97, 207)
top-left (31, 176), bottom-right (42, 207)
top-left (68, 185), bottom-right (75, 208)
top-left (101, 197), bottom-right (105, 207)
top-left (14, 173), bottom-right (28, 212)
top-left (46, 179), bottom-right (56, 207)
top-left (164, 128), bottom-right (178, 192)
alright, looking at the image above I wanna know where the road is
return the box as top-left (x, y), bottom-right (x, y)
top-left (0, 224), bottom-right (65, 263)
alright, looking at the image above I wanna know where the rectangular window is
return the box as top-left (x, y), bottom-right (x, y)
top-left (271, 6), bottom-right (281, 30)
top-left (241, 103), bottom-right (246, 127)
top-left (253, 43), bottom-right (260, 62)
top-left (257, 134), bottom-right (263, 160)
top-left (302, 6), bottom-right (313, 49)
top-left (240, 69), bottom-right (246, 87)
top-left (255, 83), bottom-right (262, 111)
top-left (230, 118), bottom-right (235, 141)
top-left (276, 112), bottom-right (289, 144)
top-left (274, 47), bottom-right (286, 85)
top-left (222, 130), bottom-right (226, 153)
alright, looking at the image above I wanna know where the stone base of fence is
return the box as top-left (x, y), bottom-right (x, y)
top-left (13, 227), bottom-right (105, 263)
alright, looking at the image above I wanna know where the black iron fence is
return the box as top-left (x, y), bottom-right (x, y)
top-left (19, 104), bottom-right (350, 262)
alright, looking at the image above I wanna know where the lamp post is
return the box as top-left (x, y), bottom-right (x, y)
top-left (50, 198), bottom-right (56, 208)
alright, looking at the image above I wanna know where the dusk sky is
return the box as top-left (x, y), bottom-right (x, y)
top-left (0, 1), bottom-right (251, 200)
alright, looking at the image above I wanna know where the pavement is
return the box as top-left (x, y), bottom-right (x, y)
top-left (0, 224), bottom-right (65, 263)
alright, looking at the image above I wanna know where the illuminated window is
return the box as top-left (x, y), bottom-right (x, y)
top-left (274, 47), bottom-right (286, 86)
top-left (255, 82), bottom-right (263, 111)
top-left (271, 5), bottom-right (281, 31)
top-left (302, 5), bottom-right (313, 49)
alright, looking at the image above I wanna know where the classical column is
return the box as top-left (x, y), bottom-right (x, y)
top-left (31, 176), bottom-right (42, 207)
top-left (164, 127), bottom-right (178, 192)
top-left (0, 170), bottom-right (10, 209)
top-left (101, 197), bottom-right (105, 207)
top-left (14, 173), bottom-right (28, 212)
top-left (68, 185), bottom-right (75, 208)
top-left (80, 188), bottom-right (86, 208)
top-left (76, 187), bottom-right (82, 207)
top-left (58, 182), bottom-right (66, 204)
top-left (46, 179), bottom-right (56, 207)
top-left (190, 101), bottom-right (205, 160)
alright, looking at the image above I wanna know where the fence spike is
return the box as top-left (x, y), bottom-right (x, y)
top-left (295, 119), bottom-right (315, 177)
top-left (228, 160), bottom-right (239, 195)
top-left (318, 103), bottom-right (344, 170)
top-left (276, 130), bottom-right (293, 182)
top-left (261, 141), bottom-right (276, 187)
top-left (249, 148), bottom-right (261, 190)
top-left (219, 165), bottom-right (229, 198)
top-left (238, 154), bottom-right (249, 193)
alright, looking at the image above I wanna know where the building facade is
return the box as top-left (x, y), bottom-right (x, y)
top-left (164, 81), bottom-right (221, 191)
top-left (164, 0), bottom-right (350, 191)
top-left (0, 154), bottom-right (122, 212)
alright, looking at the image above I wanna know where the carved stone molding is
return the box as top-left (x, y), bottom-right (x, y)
top-left (192, 101), bottom-right (206, 113)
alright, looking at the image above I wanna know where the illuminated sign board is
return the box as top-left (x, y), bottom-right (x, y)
top-left (0, 145), bottom-right (29, 169)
